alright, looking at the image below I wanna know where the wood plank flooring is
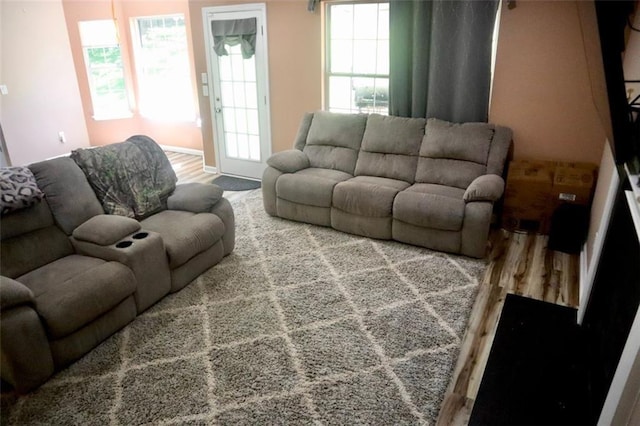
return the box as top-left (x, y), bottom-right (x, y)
top-left (437, 230), bottom-right (579, 425)
top-left (167, 151), bottom-right (580, 426)
top-left (166, 151), bottom-right (249, 203)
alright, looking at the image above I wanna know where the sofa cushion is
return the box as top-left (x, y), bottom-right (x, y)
top-left (393, 184), bottom-right (466, 231)
top-left (276, 168), bottom-right (352, 208)
top-left (18, 255), bottom-right (136, 339)
top-left (333, 176), bottom-right (410, 217)
top-left (416, 118), bottom-right (495, 189)
top-left (303, 112), bottom-right (367, 174)
top-left (1, 226), bottom-right (74, 279)
top-left (0, 166), bottom-right (45, 215)
top-left (404, 183), bottom-right (466, 200)
top-left (416, 158), bottom-right (487, 189)
top-left (1, 199), bottom-right (54, 240)
top-left (29, 157), bottom-right (104, 235)
top-left (293, 112), bottom-right (315, 151)
top-left (141, 210), bottom-right (225, 268)
top-left (354, 115), bottom-right (425, 182)
top-left (420, 118), bottom-right (494, 164)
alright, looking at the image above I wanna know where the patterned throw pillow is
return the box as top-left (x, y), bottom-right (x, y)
top-left (0, 166), bottom-right (45, 215)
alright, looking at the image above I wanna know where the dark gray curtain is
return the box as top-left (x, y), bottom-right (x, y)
top-left (389, 0), bottom-right (499, 123)
top-left (211, 18), bottom-right (257, 59)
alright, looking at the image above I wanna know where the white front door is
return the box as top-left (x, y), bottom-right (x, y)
top-left (203, 4), bottom-right (271, 180)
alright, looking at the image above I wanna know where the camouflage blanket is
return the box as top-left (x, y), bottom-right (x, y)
top-left (71, 135), bottom-right (177, 219)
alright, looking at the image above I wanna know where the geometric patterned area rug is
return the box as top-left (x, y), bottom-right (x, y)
top-left (1, 190), bottom-right (486, 425)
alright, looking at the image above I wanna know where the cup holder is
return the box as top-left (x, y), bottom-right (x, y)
top-left (132, 232), bottom-right (149, 240)
top-left (115, 240), bottom-right (133, 249)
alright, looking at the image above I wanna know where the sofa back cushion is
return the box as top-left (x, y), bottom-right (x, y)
top-left (302, 111), bottom-right (367, 174)
top-left (355, 114), bottom-right (425, 183)
top-left (71, 135), bottom-right (177, 219)
top-left (1, 199), bottom-right (74, 278)
top-left (416, 118), bottom-right (496, 189)
top-left (29, 157), bottom-right (104, 235)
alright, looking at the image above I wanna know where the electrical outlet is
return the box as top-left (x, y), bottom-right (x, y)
top-left (58, 131), bottom-right (66, 143)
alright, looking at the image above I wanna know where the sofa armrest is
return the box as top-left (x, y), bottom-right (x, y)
top-left (1, 276), bottom-right (35, 311)
top-left (167, 183), bottom-right (224, 213)
top-left (463, 174), bottom-right (505, 203)
top-left (71, 231), bottom-right (171, 313)
top-left (266, 149), bottom-right (310, 173)
top-left (72, 214), bottom-right (141, 246)
top-left (1, 276), bottom-right (54, 392)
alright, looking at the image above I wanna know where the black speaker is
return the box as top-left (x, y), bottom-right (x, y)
top-left (548, 204), bottom-right (590, 254)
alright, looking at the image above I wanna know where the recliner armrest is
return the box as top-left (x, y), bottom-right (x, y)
top-left (266, 149), bottom-right (310, 173)
top-left (0, 276), bottom-right (34, 311)
top-left (167, 183), bottom-right (224, 213)
top-left (72, 214), bottom-right (141, 246)
top-left (463, 174), bottom-right (505, 203)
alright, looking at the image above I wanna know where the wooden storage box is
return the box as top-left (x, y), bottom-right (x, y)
top-left (501, 160), bottom-right (597, 234)
top-left (502, 160), bottom-right (555, 233)
top-left (551, 162), bottom-right (597, 208)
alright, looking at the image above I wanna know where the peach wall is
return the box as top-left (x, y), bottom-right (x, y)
top-left (490, 0), bottom-right (606, 164)
top-left (1, 0), bottom-right (90, 166)
top-left (62, 0), bottom-right (203, 151)
top-left (188, 0), bottom-right (321, 167)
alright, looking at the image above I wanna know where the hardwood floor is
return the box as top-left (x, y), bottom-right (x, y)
top-left (167, 151), bottom-right (580, 426)
top-left (166, 151), bottom-right (249, 203)
top-left (437, 230), bottom-right (579, 425)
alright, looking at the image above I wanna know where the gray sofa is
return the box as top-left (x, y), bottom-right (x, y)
top-left (263, 112), bottom-right (512, 258)
top-left (0, 143), bottom-right (234, 392)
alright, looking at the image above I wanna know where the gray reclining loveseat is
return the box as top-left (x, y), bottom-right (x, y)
top-left (0, 137), bottom-right (234, 392)
top-left (263, 112), bottom-right (512, 258)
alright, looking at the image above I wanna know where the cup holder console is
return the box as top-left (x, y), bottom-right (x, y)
top-left (132, 232), bottom-right (149, 240)
top-left (116, 240), bottom-right (133, 249)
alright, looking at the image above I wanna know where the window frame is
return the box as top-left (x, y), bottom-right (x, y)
top-left (324, 0), bottom-right (390, 115)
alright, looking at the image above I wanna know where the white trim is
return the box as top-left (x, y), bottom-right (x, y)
top-left (578, 167), bottom-right (619, 324)
top-left (626, 190), bottom-right (640, 237)
top-left (598, 193), bottom-right (640, 424)
top-left (158, 145), bottom-right (203, 157)
top-left (203, 165), bottom-right (218, 174)
top-left (219, 172), bottom-right (261, 182)
top-left (202, 3), bottom-right (271, 179)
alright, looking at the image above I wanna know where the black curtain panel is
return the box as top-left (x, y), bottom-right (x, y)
top-left (389, 0), bottom-right (499, 123)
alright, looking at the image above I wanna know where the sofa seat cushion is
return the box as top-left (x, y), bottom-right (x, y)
top-left (276, 168), bottom-right (353, 208)
top-left (333, 176), bottom-right (410, 217)
top-left (141, 210), bottom-right (225, 268)
top-left (393, 184), bottom-right (466, 231)
top-left (18, 255), bottom-right (136, 339)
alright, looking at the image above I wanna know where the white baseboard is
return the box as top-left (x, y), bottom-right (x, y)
top-left (159, 145), bottom-right (203, 157)
top-left (203, 165), bottom-right (218, 174)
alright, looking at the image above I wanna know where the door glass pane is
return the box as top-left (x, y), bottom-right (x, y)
top-left (216, 42), bottom-right (261, 162)
top-left (225, 132), bottom-right (238, 157)
top-left (249, 135), bottom-right (260, 161)
top-left (237, 133), bottom-right (249, 159)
